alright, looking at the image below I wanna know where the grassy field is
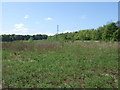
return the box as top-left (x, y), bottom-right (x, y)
top-left (2, 40), bottom-right (119, 88)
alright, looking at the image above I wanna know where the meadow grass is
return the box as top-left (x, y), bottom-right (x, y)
top-left (2, 40), bottom-right (119, 88)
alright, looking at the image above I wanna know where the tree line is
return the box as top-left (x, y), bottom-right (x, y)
top-left (1, 34), bottom-right (48, 42)
top-left (48, 22), bottom-right (120, 41)
top-left (1, 21), bottom-right (120, 42)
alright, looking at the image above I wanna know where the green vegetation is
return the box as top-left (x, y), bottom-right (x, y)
top-left (1, 21), bottom-right (119, 88)
top-left (48, 22), bottom-right (120, 42)
top-left (28, 37), bottom-right (34, 42)
top-left (2, 40), bottom-right (119, 88)
top-left (1, 34), bottom-right (48, 42)
top-left (1, 22), bottom-right (120, 42)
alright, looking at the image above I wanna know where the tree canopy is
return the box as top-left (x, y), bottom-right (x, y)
top-left (1, 22), bottom-right (120, 42)
top-left (48, 22), bottom-right (120, 42)
top-left (1, 34), bottom-right (48, 42)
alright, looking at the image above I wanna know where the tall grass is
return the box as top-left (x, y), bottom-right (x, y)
top-left (2, 40), bottom-right (119, 88)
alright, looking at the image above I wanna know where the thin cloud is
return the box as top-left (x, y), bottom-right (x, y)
top-left (63, 30), bottom-right (72, 33)
top-left (45, 17), bottom-right (53, 21)
top-left (13, 23), bottom-right (28, 33)
top-left (35, 32), bottom-right (55, 36)
top-left (80, 15), bottom-right (86, 19)
top-left (24, 15), bottom-right (29, 19)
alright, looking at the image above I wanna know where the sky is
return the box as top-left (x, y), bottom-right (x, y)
top-left (1, 2), bottom-right (118, 35)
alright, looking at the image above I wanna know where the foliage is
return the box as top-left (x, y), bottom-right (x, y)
top-left (1, 34), bottom-right (48, 42)
top-left (28, 37), bottom-right (33, 42)
top-left (1, 21), bottom-right (120, 42)
top-left (48, 22), bottom-right (120, 42)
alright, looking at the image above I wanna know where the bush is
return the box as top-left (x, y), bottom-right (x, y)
top-left (28, 37), bottom-right (33, 42)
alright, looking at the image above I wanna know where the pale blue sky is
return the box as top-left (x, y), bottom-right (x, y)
top-left (1, 2), bottom-right (118, 35)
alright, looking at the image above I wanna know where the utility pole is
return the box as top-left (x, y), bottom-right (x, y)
top-left (56, 25), bottom-right (59, 39)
